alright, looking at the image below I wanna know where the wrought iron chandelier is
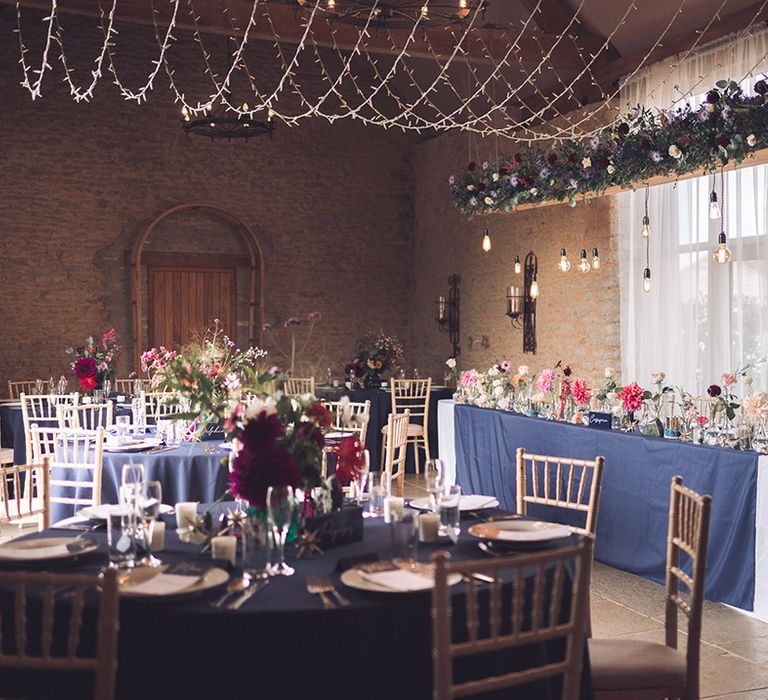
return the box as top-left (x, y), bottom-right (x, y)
top-left (294, 0), bottom-right (487, 29)
top-left (181, 101), bottom-right (275, 142)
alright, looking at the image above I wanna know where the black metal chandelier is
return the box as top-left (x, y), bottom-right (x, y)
top-left (294, 0), bottom-right (487, 29)
top-left (180, 102), bottom-right (275, 142)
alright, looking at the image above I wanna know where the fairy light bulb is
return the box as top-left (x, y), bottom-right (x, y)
top-left (577, 249), bottom-right (591, 273)
top-left (558, 248), bottom-right (571, 272)
top-left (709, 190), bottom-right (720, 219)
top-left (712, 231), bottom-right (732, 264)
top-left (642, 268), bottom-right (651, 293)
top-left (242, 102), bottom-right (249, 112)
top-left (640, 215), bottom-right (650, 238)
top-left (514, 255), bottom-right (521, 274)
top-left (327, 0), bottom-right (335, 8)
top-left (421, 4), bottom-right (429, 18)
top-left (181, 105), bottom-right (190, 122)
top-left (205, 102), bottom-right (213, 113)
top-left (481, 228), bottom-right (491, 253)
top-left (529, 274), bottom-right (539, 299)
top-left (592, 247), bottom-right (601, 270)
top-left (459, 0), bottom-right (467, 7)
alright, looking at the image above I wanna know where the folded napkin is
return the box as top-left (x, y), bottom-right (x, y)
top-left (123, 573), bottom-right (200, 596)
top-left (358, 568), bottom-right (433, 592)
top-left (0, 542), bottom-right (72, 560)
top-left (460, 495), bottom-right (498, 510)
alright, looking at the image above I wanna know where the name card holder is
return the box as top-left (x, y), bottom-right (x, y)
top-left (587, 411), bottom-right (612, 430)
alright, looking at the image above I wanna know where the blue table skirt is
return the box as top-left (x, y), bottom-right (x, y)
top-left (454, 404), bottom-right (758, 610)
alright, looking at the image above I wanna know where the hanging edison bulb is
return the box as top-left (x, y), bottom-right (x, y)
top-left (181, 105), bottom-right (190, 122)
top-left (514, 255), bottom-right (521, 274)
top-left (420, 3), bottom-right (429, 18)
top-left (592, 248), bottom-right (601, 270)
top-left (640, 214), bottom-right (650, 238)
top-left (558, 248), bottom-right (571, 272)
top-left (709, 190), bottom-right (721, 220)
top-left (481, 228), bottom-right (492, 253)
top-left (712, 231), bottom-right (732, 264)
top-left (642, 268), bottom-right (651, 293)
top-left (577, 249), bottom-right (591, 273)
top-left (529, 273), bottom-right (539, 299)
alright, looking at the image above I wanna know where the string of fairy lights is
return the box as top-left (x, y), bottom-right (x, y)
top-left (12, 0), bottom-right (768, 143)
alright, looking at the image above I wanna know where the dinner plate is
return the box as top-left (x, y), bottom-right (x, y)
top-left (103, 438), bottom-right (162, 453)
top-left (79, 503), bottom-right (175, 520)
top-left (340, 565), bottom-right (462, 593)
top-left (468, 520), bottom-right (572, 544)
top-left (218, 442), bottom-right (234, 451)
top-left (408, 495), bottom-right (500, 512)
top-left (0, 537), bottom-right (99, 562)
top-left (119, 566), bottom-right (229, 600)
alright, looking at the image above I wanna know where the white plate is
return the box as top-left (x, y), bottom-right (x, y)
top-left (0, 537), bottom-right (99, 562)
top-left (103, 438), bottom-right (162, 453)
top-left (468, 519), bottom-right (572, 544)
top-left (218, 442), bottom-right (234, 451)
top-left (79, 503), bottom-right (175, 520)
top-left (409, 495), bottom-right (499, 512)
top-left (341, 565), bottom-right (462, 593)
top-left (120, 566), bottom-right (229, 599)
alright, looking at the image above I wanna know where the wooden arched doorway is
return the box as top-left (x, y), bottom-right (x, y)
top-left (130, 203), bottom-right (264, 370)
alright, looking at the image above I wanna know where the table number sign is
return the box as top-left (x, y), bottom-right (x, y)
top-left (304, 506), bottom-right (364, 549)
top-left (587, 411), bottom-right (612, 430)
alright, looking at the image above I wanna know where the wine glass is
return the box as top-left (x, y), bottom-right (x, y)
top-left (140, 481), bottom-right (163, 567)
top-left (267, 485), bottom-right (295, 576)
top-left (354, 450), bottom-right (371, 507)
top-left (425, 459), bottom-right (445, 514)
top-left (121, 463), bottom-right (145, 499)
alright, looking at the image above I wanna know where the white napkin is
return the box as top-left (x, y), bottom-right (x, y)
top-left (123, 573), bottom-right (200, 596)
top-left (0, 543), bottom-right (72, 560)
top-left (358, 568), bottom-right (433, 592)
top-left (460, 495), bottom-right (498, 510)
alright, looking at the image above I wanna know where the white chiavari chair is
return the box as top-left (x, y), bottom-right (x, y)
top-left (432, 539), bottom-right (593, 700)
top-left (20, 393), bottom-right (80, 468)
top-left (380, 378), bottom-right (432, 474)
top-left (0, 460), bottom-right (50, 533)
top-left (320, 399), bottom-right (371, 477)
top-left (589, 476), bottom-right (712, 700)
top-left (30, 426), bottom-right (104, 523)
top-left (7, 380), bottom-right (40, 400)
top-left (57, 403), bottom-right (114, 432)
top-left (383, 410), bottom-right (410, 497)
top-left (283, 377), bottom-right (316, 397)
top-left (0, 568), bottom-right (119, 700)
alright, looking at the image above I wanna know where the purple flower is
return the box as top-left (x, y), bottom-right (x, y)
top-left (283, 317), bottom-right (303, 328)
top-left (306, 311), bottom-right (322, 321)
top-left (262, 322), bottom-right (272, 332)
top-left (469, 196), bottom-right (478, 206)
top-left (509, 176), bottom-right (518, 187)
top-left (721, 105), bottom-right (732, 121)
top-left (539, 167), bottom-right (550, 178)
top-left (448, 175), bottom-right (455, 185)
top-left (482, 161), bottom-right (489, 170)
top-left (698, 109), bottom-right (710, 122)
top-left (569, 178), bottom-right (579, 189)
top-left (590, 136), bottom-right (600, 150)
top-left (650, 151), bottom-right (663, 163)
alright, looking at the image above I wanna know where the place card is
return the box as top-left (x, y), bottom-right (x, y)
top-left (587, 411), bottom-right (612, 430)
top-left (211, 536), bottom-right (237, 566)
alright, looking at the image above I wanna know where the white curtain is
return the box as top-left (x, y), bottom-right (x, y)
top-left (619, 28), bottom-right (768, 393)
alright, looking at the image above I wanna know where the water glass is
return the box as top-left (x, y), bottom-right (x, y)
top-left (439, 484), bottom-right (462, 539)
top-left (140, 481), bottom-right (162, 567)
top-left (267, 485), bottom-right (295, 576)
top-left (107, 510), bottom-right (136, 569)
top-left (131, 396), bottom-right (147, 435)
top-left (390, 513), bottom-right (418, 566)
top-left (115, 415), bottom-right (131, 438)
top-left (353, 450), bottom-right (371, 507)
top-left (425, 459), bottom-right (445, 514)
top-left (368, 471), bottom-right (391, 517)
top-left (242, 515), bottom-right (272, 580)
top-left (121, 463), bottom-right (145, 497)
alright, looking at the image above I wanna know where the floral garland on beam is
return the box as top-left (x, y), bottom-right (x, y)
top-left (449, 79), bottom-right (768, 214)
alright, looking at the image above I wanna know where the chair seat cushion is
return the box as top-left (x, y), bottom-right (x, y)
top-left (589, 638), bottom-right (686, 692)
top-left (381, 423), bottom-right (425, 436)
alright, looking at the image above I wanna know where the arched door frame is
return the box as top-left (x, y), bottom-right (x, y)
top-left (131, 202), bottom-right (265, 370)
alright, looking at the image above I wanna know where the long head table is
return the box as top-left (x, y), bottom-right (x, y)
top-left (439, 400), bottom-right (765, 616)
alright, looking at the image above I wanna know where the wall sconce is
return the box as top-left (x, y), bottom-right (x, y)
top-left (467, 335), bottom-right (490, 351)
top-left (505, 285), bottom-right (524, 328)
top-left (435, 274), bottom-right (460, 357)
top-left (523, 251), bottom-right (538, 354)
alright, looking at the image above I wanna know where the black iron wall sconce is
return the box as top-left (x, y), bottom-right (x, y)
top-left (435, 274), bottom-right (461, 358)
top-left (523, 252), bottom-right (538, 354)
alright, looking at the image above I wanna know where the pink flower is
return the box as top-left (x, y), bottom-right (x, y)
top-left (460, 369), bottom-right (479, 388)
top-left (262, 323), bottom-right (272, 332)
top-left (499, 360), bottom-right (512, 373)
top-left (283, 317), bottom-right (303, 328)
top-left (617, 382), bottom-right (645, 413)
top-left (307, 311), bottom-right (322, 321)
top-left (572, 378), bottom-right (592, 406)
top-left (537, 369), bottom-right (555, 393)
top-left (697, 416), bottom-right (709, 426)
top-left (721, 372), bottom-right (737, 388)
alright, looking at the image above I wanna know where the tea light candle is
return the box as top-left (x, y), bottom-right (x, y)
top-left (384, 496), bottom-right (404, 523)
top-left (418, 513), bottom-right (440, 542)
top-left (151, 521), bottom-right (166, 551)
top-left (175, 502), bottom-right (198, 530)
top-left (211, 536), bottom-right (237, 566)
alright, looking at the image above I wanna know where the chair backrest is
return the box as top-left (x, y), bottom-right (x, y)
top-left (322, 399), bottom-right (372, 444)
top-left (384, 410), bottom-right (410, 496)
top-left (432, 539), bottom-right (593, 700)
top-left (665, 475), bottom-right (712, 698)
top-left (692, 396), bottom-right (716, 421)
top-left (515, 448), bottom-right (605, 538)
top-left (8, 380), bottom-right (42, 400)
top-left (143, 391), bottom-right (182, 420)
top-left (30, 426), bottom-right (104, 514)
top-left (0, 460), bottom-right (50, 529)
top-left (283, 377), bottom-right (316, 397)
top-left (113, 378), bottom-right (148, 395)
top-left (390, 378), bottom-right (432, 422)
top-left (0, 568), bottom-right (119, 700)
top-left (21, 394), bottom-right (80, 468)
top-left (57, 404), bottom-right (114, 432)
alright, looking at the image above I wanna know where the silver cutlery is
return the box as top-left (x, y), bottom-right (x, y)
top-left (462, 571), bottom-right (495, 584)
top-left (313, 576), bottom-right (350, 607)
top-left (306, 577), bottom-right (336, 609)
top-left (210, 576), bottom-right (250, 608)
top-left (477, 541), bottom-right (505, 558)
top-left (227, 578), bottom-right (270, 610)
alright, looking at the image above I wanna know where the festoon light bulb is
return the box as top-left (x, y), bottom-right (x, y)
top-left (481, 228), bottom-right (491, 253)
top-left (709, 190), bottom-right (721, 219)
top-left (514, 255), bottom-right (521, 274)
top-left (577, 249), bottom-right (591, 273)
top-left (642, 268), bottom-right (651, 293)
top-left (712, 231), bottom-right (732, 264)
top-left (558, 248), bottom-right (571, 272)
top-left (640, 215), bottom-right (650, 238)
top-left (529, 274), bottom-right (539, 299)
top-left (592, 248), bottom-right (601, 270)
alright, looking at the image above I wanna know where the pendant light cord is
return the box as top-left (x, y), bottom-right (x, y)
top-left (645, 183), bottom-right (650, 270)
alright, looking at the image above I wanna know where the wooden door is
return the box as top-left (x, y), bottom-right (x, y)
top-left (147, 265), bottom-right (236, 349)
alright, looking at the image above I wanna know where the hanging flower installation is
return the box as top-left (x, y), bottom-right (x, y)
top-left (450, 79), bottom-right (768, 214)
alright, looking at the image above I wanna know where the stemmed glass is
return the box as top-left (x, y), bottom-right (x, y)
top-left (140, 481), bottom-right (163, 567)
top-left (425, 459), bottom-right (445, 514)
top-left (120, 463), bottom-right (145, 564)
top-left (354, 450), bottom-right (371, 507)
top-left (267, 485), bottom-right (295, 576)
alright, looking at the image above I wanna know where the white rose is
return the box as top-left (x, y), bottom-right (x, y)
top-left (518, 365), bottom-right (530, 376)
top-left (484, 196), bottom-right (493, 205)
top-left (668, 144), bottom-right (682, 159)
top-left (487, 366), bottom-right (499, 377)
top-left (604, 367), bottom-right (614, 378)
top-left (744, 376), bottom-right (754, 386)
top-left (607, 391), bottom-right (617, 402)
top-left (530, 187), bottom-right (538, 195)
top-left (747, 134), bottom-right (757, 147)
top-left (607, 164), bottom-right (616, 174)
top-left (492, 172), bottom-right (500, 182)
top-left (467, 184), bottom-right (475, 191)
top-left (582, 157), bottom-right (592, 169)
top-left (706, 103), bottom-right (716, 113)
top-left (493, 385), bottom-right (504, 397)
top-left (445, 358), bottom-right (456, 369)
top-left (651, 371), bottom-right (666, 383)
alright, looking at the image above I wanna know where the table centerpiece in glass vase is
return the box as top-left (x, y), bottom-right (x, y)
top-left (66, 327), bottom-right (120, 396)
top-left (352, 331), bottom-right (404, 389)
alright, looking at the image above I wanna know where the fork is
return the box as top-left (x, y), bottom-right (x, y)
top-left (306, 576), bottom-right (336, 609)
top-left (311, 576), bottom-right (350, 607)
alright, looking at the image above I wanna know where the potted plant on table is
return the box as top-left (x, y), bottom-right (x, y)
top-left (352, 331), bottom-right (405, 389)
top-left (66, 328), bottom-right (120, 394)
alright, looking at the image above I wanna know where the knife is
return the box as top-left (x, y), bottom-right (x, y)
top-left (227, 578), bottom-right (270, 610)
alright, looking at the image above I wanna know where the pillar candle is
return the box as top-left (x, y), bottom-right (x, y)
top-left (384, 496), bottom-right (405, 523)
top-left (175, 502), bottom-right (198, 530)
top-left (211, 536), bottom-right (237, 566)
top-left (418, 513), bottom-right (440, 542)
top-left (151, 521), bottom-right (166, 551)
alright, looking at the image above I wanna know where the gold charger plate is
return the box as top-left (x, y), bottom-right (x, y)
top-left (0, 537), bottom-right (99, 563)
top-left (468, 519), bottom-right (572, 544)
top-left (119, 565), bottom-right (229, 600)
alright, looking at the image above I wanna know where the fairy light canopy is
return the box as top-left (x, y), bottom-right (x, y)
top-left (8, 0), bottom-right (768, 143)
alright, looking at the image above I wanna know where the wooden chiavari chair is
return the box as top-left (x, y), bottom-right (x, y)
top-left (0, 460), bottom-right (50, 532)
top-left (20, 393), bottom-right (80, 468)
top-left (320, 399), bottom-right (371, 478)
top-left (143, 391), bottom-right (182, 420)
top-left (57, 403), bottom-right (114, 432)
top-left (7, 380), bottom-right (40, 400)
top-left (383, 410), bottom-right (410, 497)
top-left (432, 539), bottom-right (593, 700)
top-left (283, 377), bottom-right (316, 397)
top-left (113, 377), bottom-right (149, 395)
top-left (380, 377), bottom-right (432, 474)
top-left (589, 476), bottom-right (712, 700)
top-left (0, 568), bottom-right (119, 700)
top-left (30, 426), bottom-right (104, 523)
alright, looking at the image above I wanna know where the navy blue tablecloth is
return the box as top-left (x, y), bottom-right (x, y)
top-left (453, 404), bottom-right (758, 610)
top-left (0, 405), bottom-right (26, 465)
